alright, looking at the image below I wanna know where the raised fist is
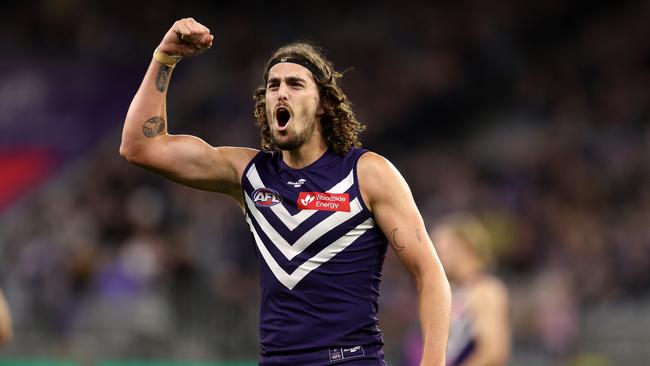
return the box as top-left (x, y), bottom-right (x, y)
top-left (157, 18), bottom-right (214, 58)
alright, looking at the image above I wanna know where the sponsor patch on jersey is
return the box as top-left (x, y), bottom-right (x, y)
top-left (329, 348), bottom-right (343, 362)
top-left (252, 188), bottom-right (282, 207)
top-left (297, 192), bottom-right (350, 212)
top-left (342, 346), bottom-right (365, 358)
top-left (329, 346), bottom-right (365, 362)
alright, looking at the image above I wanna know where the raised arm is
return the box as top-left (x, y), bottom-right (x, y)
top-left (120, 18), bottom-right (257, 204)
top-left (358, 152), bottom-right (451, 366)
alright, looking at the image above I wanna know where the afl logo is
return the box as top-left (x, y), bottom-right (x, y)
top-left (252, 188), bottom-right (282, 207)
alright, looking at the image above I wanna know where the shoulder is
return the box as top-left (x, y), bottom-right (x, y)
top-left (209, 146), bottom-right (259, 198)
top-left (214, 146), bottom-right (259, 161)
top-left (224, 146), bottom-right (261, 158)
top-left (357, 151), bottom-right (399, 179)
top-left (357, 151), bottom-right (411, 211)
top-left (221, 147), bottom-right (261, 170)
top-left (216, 146), bottom-right (260, 174)
top-left (470, 276), bottom-right (509, 309)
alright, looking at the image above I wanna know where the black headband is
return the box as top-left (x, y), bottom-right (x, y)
top-left (265, 56), bottom-right (325, 83)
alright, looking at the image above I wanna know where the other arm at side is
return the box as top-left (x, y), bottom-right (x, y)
top-left (358, 152), bottom-right (451, 366)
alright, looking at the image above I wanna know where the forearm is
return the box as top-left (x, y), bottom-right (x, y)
top-left (120, 57), bottom-right (174, 160)
top-left (418, 265), bottom-right (451, 366)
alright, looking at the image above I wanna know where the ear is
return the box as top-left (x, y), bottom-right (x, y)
top-left (316, 96), bottom-right (325, 117)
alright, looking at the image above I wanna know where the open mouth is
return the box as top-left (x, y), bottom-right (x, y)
top-left (275, 107), bottom-right (291, 129)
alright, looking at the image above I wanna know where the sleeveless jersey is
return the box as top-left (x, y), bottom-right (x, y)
top-left (241, 148), bottom-right (388, 365)
top-left (446, 286), bottom-right (476, 366)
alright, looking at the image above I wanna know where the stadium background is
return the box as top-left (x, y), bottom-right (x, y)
top-left (1, 0), bottom-right (649, 365)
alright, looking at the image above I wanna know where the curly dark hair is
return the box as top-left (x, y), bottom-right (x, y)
top-left (253, 42), bottom-right (365, 155)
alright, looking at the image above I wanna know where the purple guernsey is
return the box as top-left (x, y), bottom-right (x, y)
top-left (446, 287), bottom-right (476, 366)
top-left (242, 148), bottom-right (389, 365)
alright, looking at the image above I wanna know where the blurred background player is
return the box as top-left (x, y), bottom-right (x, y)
top-left (430, 213), bottom-right (510, 366)
top-left (0, 288), bottom-right (13, 345)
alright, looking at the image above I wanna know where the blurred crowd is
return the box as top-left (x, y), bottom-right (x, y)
top-left (1, 0), bottom-right (649, 364)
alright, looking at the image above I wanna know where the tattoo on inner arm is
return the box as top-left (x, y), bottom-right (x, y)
top-left (390, 227), bottom-right (406, 252)
top-left (142, 116), bottom-right (165, 138)
top-left (416, 229), bottom-right (422, 242)
top-left (155, 65), bottom-right (172, 92)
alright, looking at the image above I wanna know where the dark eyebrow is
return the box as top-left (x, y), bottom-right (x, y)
top-left (267, 76), bottom-right (308, 86)
top-left (285, 76), bottom-right (307, 84)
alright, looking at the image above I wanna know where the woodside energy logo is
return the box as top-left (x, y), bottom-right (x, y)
top-left (297, 192), bottom-right (350, 212)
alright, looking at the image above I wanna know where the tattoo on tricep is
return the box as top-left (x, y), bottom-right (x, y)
top-left (155, 65), bottom-right (172, 92)
top-left (390, 227), bottom-right (406, 252)
top-left (142, 116), bottom-right (165, 138)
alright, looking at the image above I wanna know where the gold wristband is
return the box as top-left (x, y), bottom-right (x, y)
top-left (153, 48), bottom-right (182, 68)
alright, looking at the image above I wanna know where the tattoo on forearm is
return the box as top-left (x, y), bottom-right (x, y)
top-left (390, 227), bottom-right (406, 252)
top-left (155, 65), bottom-right (172, 92)
top-left (416, 229), bottom-right (422, 242)
top-left (142, 116), bottom-right (165, 138)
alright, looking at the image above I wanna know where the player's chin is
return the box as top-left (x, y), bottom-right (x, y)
top-left (273, 135), bottom-right (300, 151)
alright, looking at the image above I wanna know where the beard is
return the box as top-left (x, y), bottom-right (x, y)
top-left (272, 119), bottom-right (316, 151)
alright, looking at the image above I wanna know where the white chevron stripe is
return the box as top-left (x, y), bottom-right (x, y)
top-left (245, 195), bottom-right (363, 260)
top-left (246, 214), bottom-right (375, 290)
top-left (245, 164), bottom-right (355, 230)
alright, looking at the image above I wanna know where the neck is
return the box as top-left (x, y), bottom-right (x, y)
top-left (454, 258), bottom-right (485, 286)
top-left (281, 122), bottom-right (327, 169)
top-left (282, 139), bottom-right (327, 169)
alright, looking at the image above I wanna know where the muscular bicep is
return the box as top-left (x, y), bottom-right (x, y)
top-left (358, 153), bottom-right (442, 279)
top-left (126, 133), bottom-right (257, 198)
